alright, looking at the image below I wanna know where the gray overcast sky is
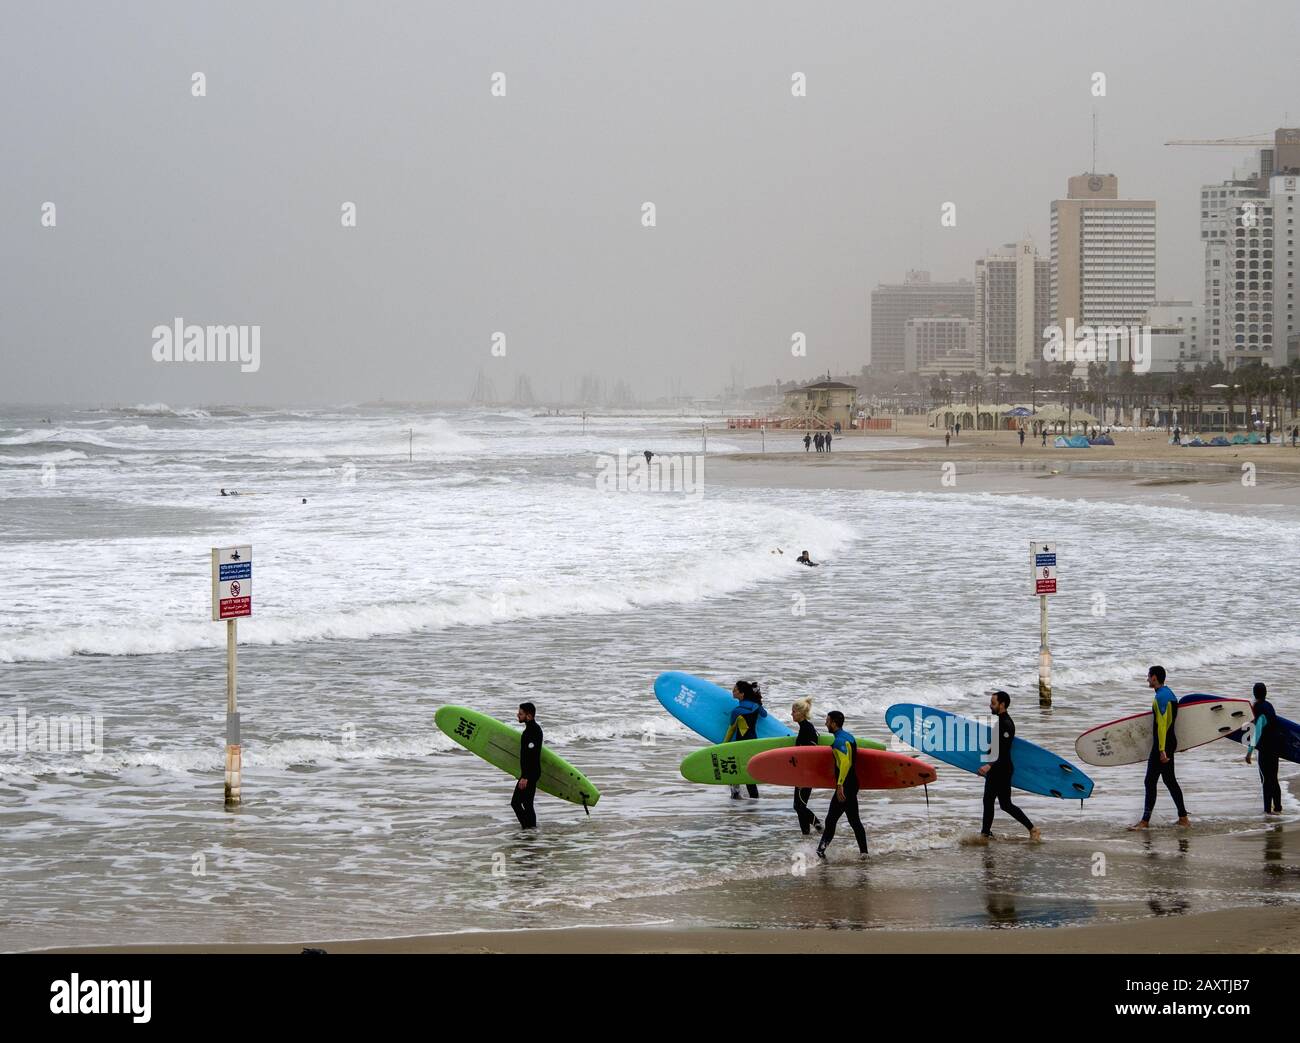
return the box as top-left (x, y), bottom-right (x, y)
top-left (2, 0), bottom-right (1298, 405)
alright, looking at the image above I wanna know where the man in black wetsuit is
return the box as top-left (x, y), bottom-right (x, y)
top-left (1245, 682), bottom-right (1283, 815)
top-left (512, 702), bottom-right (542, 828)
top-left (796, 550), bottom-right (818, 567)
top-left (817, 711), bottom-right (868, 859)
top-left (977, 691), bottom-right (1040, 841)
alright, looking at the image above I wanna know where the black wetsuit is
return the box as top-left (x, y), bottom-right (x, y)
top-left (793, 720), bottom-right (821, 834)
top-left (820, 731), bottom-right (867, 854)
top-left (1253, 699), bottom-right (1283, 814)
top-left (1142, 687), bottom-right (1187, 821)
top-left (512, 719), bottom-right (542, 828)
top-left (981, 712), bottom-right (1034, 835)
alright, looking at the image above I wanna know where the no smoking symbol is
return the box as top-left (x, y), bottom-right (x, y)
top-left (230, 580), bottom-right (241, 596)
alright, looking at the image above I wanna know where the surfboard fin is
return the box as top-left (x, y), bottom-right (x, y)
top-left (581, 794), bottom-right (591, 816)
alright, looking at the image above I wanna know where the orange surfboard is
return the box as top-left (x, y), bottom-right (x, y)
top-left (748, 745), bottom-right (936, 790)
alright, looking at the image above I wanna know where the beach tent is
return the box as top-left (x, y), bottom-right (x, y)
top-left (1231, 433), bottom-right (1248, 444)
top-left (1089, 434), bottom-right (1115, 446)
top-left (1033, 405), bottom-right (1101, 431)
top-left (1054, 435), bottom-right (1091, 448)
top-left (1210, 436), bottom-right (1231, 446)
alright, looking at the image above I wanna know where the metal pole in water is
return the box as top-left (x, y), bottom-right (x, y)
top-left (1038, 594), bottom-right (1052, 707)
top-left (225, 617), bottom-right (241, 807)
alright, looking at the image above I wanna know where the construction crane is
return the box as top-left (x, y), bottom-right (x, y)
top-left (1164, 134), bottom-right (1272, 147)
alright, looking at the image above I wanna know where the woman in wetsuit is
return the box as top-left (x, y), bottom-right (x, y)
top-left (791, 697), bottom-right (823, 835)
top-left (725, 680), bottom-right (767, 799)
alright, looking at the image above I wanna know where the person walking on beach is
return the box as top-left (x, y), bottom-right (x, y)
top-left (1041, 428), bottom-right (1047, 447)
top-left (814, 432), bottom-right (823, 452)
top-left (513, 702), bottom-right (543, 828)
top-left (817, 711), bottom-right (868, 859)
top-left (824, 430), bottom-right (832, 451)
top-left (954, 423), bottom-right (961, 438)
top-left (977, 691), bottom-right (1040, 842)
top-left (1130, 666), bottom-right (1191, 830)
top-left (725, 680), bottom-right (767, 799)
top-left (1019, 427), bottom-right (1025, 446)
top-left (1244, 682), bottom-right (1283, 815)
top-left (791, 698), bottom-right (823, 836)
top-left (945, 430), bottom-right (951, 447)
top-left (803, 433), bottom-right (811, 452)
top-left (1292, 425), bottom-right (1298, 448)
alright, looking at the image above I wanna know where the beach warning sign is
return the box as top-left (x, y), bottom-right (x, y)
top-left (211, 545), bottom-right (253, 620)
top-left (1031, 541), bottom-right (1057, 596)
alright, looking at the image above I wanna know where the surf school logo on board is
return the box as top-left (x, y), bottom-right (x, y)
top-left (594, 450), bottom-right (703, 496)
top-left (151, 318), bottom-right (261, 373)
top-left (888, 708), bottom-right (998, 763)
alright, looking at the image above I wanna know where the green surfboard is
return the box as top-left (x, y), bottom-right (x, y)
top-left (680, 733), bottom-right (887, 786)
top-left (435, 705), bottom-right (600, 807)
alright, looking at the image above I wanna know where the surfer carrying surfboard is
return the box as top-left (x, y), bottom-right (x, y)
top-left (1244, 682), bottom-right (1283, 815)
top-left (1130, 666), bottom-right (1191, 830)
top-left (512, 703), bottom-right (543, 828)
top-left (816, 711), bottom-right (869, 859)
top-left (791, 698), bottom-right (824, 836)
top-left (976, 692), bottom-right (1040, 842)
top-left (725, 681), bottom-right (767, 799)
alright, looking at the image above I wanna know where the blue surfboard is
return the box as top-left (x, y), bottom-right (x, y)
top-left (884, 702), bottom-right (1094, 799)
top-left (1182, 693), bottom-right (1300, 764)
top-left (653, 671), bottom-right (793, 745)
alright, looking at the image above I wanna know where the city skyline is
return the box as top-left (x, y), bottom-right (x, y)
top-left (3, 2), bottom-right (1300, 404)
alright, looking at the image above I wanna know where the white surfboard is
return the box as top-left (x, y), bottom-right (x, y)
top-left (1074, 696), bottom-right (1253, 767)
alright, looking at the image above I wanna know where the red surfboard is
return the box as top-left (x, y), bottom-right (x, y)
top-left (748, 746), bottom-right (936, 790)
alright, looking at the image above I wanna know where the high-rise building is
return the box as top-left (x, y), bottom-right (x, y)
top-left (869, 270), bottom-right (975, 373)
top-left (1271, 172), bottom-right (1298, 366)
top-left (1050, 174), bottom-right (1157, 357)
top-left (1199, 131), bottom-right (1300, 369)
top-left (974, 240), bottom-right (1051, 375)
top-left (903, 316), bottom-right (975, 374)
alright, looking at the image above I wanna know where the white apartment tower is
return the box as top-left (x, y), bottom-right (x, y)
top-left (974, 239), bottom-right (1051, 375)
top-left (1200, 129), bottom-right (1300, 369)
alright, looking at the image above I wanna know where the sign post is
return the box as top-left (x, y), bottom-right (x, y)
top-left (212, 545), bottom-right (252, 807)
top-left (1031, 541), bottom-right (1056, 707)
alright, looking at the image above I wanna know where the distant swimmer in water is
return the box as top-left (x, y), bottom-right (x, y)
top-left (220, 488), bottom-right (240, 497)
top-left (797, 551), bottom-right (818, 567)
top-left (725, 680), bottom-right (767, 799)
top-left (644, 450), bottom-right (653, 465)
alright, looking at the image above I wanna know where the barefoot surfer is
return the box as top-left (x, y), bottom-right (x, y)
top-left (1130, 666), bottom-right (1190, 830)
top-left (977, 691), bottom-right (1040, 841)
top-left (512, 702), bottom-right (542, 828)
top-left (817, 711), bottom-right (868, 859)
top-left (791, 698), bottom-right (823, 836)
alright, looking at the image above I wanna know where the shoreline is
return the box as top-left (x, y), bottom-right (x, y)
top-left (42, 905), bottom-right (1300, 954)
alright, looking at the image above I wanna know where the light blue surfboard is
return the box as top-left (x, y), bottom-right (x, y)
top-left (654, 671), bottom-right (792, 745)
top-left (885, 702), bottom-right (1093, 799)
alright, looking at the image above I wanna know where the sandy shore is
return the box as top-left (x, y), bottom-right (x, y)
top-left (46, 905), bottom-right (1300, 954)
top-left (711, 418), bottom-right (1300, 509)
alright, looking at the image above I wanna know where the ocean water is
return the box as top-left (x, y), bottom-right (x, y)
top-left (1, 405), bottom-right (1297, 950)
